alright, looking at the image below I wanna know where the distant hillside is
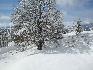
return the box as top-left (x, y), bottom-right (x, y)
top-left (82, 23), bottom-right (93, 31)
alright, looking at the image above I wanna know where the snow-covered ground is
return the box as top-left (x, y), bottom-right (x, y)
top-left (0, 31), bottom-right (93, 70)
top-left (0, 51), bottom-right (93, 70)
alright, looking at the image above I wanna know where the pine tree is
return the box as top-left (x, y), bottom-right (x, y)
top-left (11, 0), bottom-right (64, 50)
top-left (75, 19), bottom-right (83, 35)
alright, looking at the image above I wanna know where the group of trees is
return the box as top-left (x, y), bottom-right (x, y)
top-left (66, 19), bottom-right (83, 35)
top-left (0, 27), bottom-right (11, 47)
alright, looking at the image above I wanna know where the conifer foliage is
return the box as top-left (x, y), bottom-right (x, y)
top-left (11, 0), bottom-right (64, 50)
top-left (75, 19), bottom-right (83, 35)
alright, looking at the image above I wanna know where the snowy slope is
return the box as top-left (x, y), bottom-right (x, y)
top-left (0, 31), bottom-right (93, 70)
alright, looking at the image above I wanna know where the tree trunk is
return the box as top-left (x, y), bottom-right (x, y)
top-left (37, 2), bottom-right (43, 50)
top-left (37, 40), bottom-right (43, 50)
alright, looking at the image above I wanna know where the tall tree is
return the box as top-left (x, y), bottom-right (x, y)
top-left (11, 0), bottom-right (64, 50)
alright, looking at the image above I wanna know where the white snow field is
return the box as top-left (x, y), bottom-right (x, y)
top-left (0, 31), bottom-right (93, 70)
top-left (1, 52), bottom-right (93, 70)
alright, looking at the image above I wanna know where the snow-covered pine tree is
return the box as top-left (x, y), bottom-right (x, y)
top-left (11, 0), bottom-right (64, 50)
top-left (75, 19), bottom-right (83, 35)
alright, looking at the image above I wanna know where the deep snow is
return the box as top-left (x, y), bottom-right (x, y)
top-left (0, 31), bottom-right (93, 70)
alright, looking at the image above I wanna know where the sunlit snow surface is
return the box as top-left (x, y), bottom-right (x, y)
top-left (0, 31), bottom-right (93, 70)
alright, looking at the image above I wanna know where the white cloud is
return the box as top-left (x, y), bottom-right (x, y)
top-left (56, 0), bottom-right (89, 7)
top-left (0, 15), bottom-right (10, 20)
top-left (56, 0), bottom-right (77, 6)
top-left (0, 15), bottom-right (10, 27)
top-left (64, 21), bottom-right (73, 25)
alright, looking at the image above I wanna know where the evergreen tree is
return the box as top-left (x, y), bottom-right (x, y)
top-left (75, 19), bottom-right (83, 35)
top-left (11, 0), bottom-right (64, 50)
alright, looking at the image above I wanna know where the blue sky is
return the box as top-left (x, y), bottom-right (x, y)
top-left (0, 0), bottom-right (93, 27)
